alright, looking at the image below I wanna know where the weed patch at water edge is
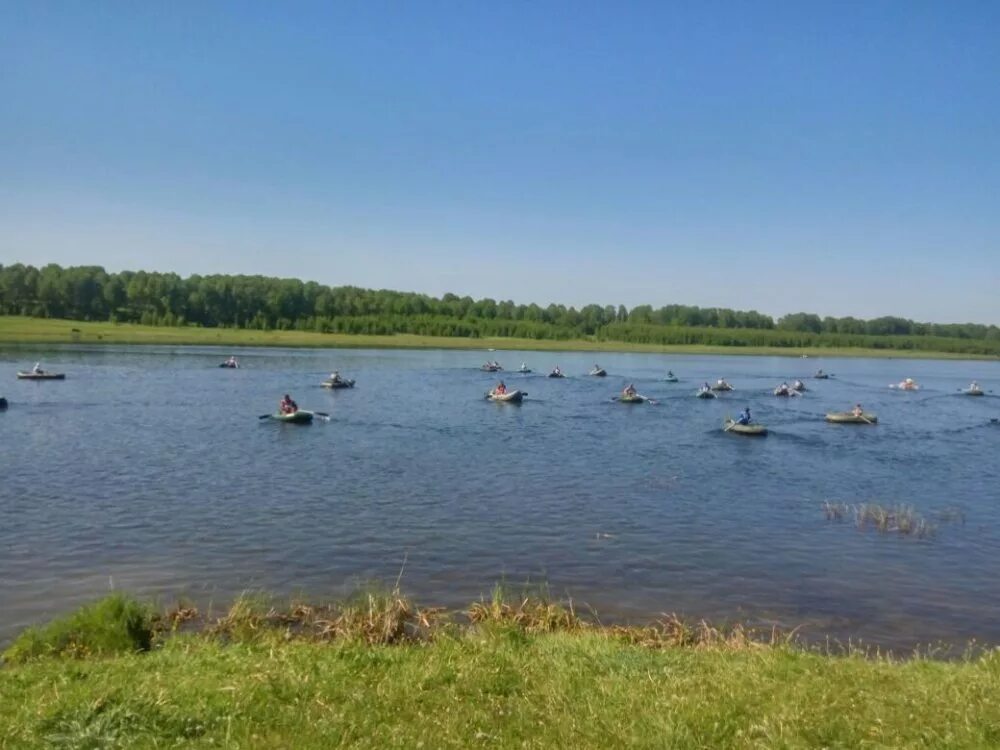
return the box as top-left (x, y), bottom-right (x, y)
top-left (2, 593), bottom-right (154, 663)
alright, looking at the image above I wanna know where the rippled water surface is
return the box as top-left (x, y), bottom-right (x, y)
top-left (2, 345), bottom-right (999, 647)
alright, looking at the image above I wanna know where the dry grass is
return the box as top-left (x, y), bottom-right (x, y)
top-left (606, 614), bottom-right (777, 651)
top-left (207, 587), bottom-right (443, 646)
top-left (467, 585), bottom-right (582, 633)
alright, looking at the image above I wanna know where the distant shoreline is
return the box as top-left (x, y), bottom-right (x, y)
top-left (1, 316), bottom-right (997, 361)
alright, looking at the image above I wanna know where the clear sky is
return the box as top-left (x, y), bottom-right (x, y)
top-left (2, 2), bottom-right (998, 323)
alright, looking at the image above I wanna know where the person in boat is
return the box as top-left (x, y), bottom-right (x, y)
top-left (32, 362), bottom-right (43, 374)
top-left (777, 382), bottom-right (789, 394)
top-left (852, 403), bottom-right (864, 417)
top-left (794, 379), bottom-right (803, 388)
top-left (667, 370), bottom-right (675, 378)
top-left (623, 383), bottom-right (637, 397)
top-left (494, 381), bottom-right (507, 395)
top-left (815, 369), bottom-right (825, 377)
top-left (552, 366), bottom-right (562, 376)
top-left (736, 407), bottom-right (752, 426)
top-left (701, 381), bottom-right (711, 391)
top-left (970, 381), bottom-right (980, 391)
top-left (717, 378), bottom-right (729, 387)
top-left (279, 394), bottom-right (298, 414)
top-left (329, 370), bottom-right (342, 383)
top-left (227, 356), bottom-right (238, 367)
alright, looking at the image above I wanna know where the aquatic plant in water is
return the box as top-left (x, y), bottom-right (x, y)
top-left (822, 501), bottom-right (938, 539)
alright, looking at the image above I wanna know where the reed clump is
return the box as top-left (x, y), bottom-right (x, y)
top-left (207, 587), bottom-right (442, 645)
top-left (312, 588), bottom-right (443, 645)
top-left (822, 501), bottom-right (937, 539)
top-left (854, 503), bottom-right (935, 538)
top-left (467, 585), bottom-right (582, 633)
top-left (607, 614), bottom-right (770, 651)
top-left (822, 501), bottom-right (850, 521)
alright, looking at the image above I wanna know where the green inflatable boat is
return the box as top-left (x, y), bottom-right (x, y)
top-left (825, 412), bottom-right (877, 424)
top-left (617, 394), bottom-right (645, 403)
top-left (724, 419), bottom-right (768, 436)
top-left (270, 410), bottom-right (314, 424)
top-left (17, 371), bottom-right (65, 380)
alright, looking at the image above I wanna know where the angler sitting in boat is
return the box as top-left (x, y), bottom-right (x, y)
top-left (623, 383), bottom-right (637, 398)
top-left (814, 370), bottom-right (828, 379)
top-left (775, 382), bottom-right (790, 396)
top-left (518, 362), bottom-right (531, 373)
top-left (494, 381), bottom-right (507, 395)
top-left (712, 378), bottom-right (733, 391)
top-left (793, 380), bottom-right (806, 391)
top-left (329, 370), bottom-right (343, 384)
top-left (549, 366), bottom-right (564, 377)
top-left (279, 394), bottom-right (299, 414)
top-left (852, 403), bottom-right (864, 417)
top-left (966, 381), bottom-right (983, 395)
top-left (736, 407), bottom-right (752, 426)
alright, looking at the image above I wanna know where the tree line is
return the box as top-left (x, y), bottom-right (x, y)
top-left (1, 263), bottom-right (997, 354)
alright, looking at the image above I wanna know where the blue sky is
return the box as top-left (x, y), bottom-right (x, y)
top-left (2, 2), bottom-right (998, 323)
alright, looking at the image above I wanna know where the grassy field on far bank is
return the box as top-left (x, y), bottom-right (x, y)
top-left (1, 592), bottom-right (1000, 748)
top-left (1, 316), bottom-right (996, 359)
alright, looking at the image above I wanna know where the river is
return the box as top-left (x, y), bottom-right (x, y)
top-left (2, 345), bottom-right (998, 649)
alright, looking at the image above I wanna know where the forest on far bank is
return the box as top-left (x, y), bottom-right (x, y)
top-left (1, 262), bottom-right (998, 355)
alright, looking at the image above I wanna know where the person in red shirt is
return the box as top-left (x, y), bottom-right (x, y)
top-left (279, 394), bottom-right (298, 414)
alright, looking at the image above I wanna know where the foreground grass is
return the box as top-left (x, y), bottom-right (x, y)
top-left (2, 594), bottom-right (153, 663)
top-left (2, 591), bottom-right (1000, 748)
top-left (1, 316), bottom-right (994, 359)
top-left (2, 632), bottom-right (999, 749)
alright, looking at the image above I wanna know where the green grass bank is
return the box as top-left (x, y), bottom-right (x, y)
top-left (2, 593), bottom-right (999, 748)
top-left (1, 316), bottom-right (996, 359)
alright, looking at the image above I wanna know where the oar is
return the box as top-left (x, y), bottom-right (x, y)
top-left (258, 414), bottom-right (273, 420)
top-left (858, 414), bottom-right (873, 425)
top-left (724, 416), bottom-right (736, 432)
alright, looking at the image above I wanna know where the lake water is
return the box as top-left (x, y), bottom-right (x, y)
top-left (2, 345), bottom-right (999, 649)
